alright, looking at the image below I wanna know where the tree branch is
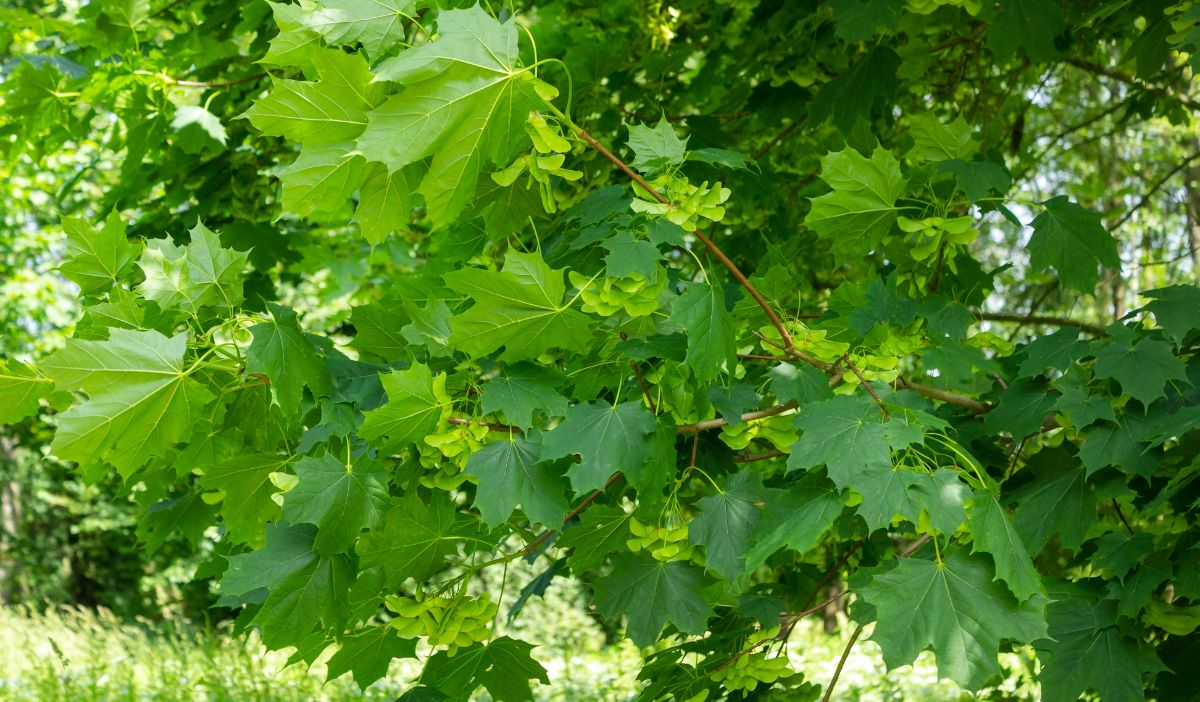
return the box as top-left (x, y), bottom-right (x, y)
top-left (974, 311), bottom-right (1106, 335)
top-left (1064, 58), bottom-right (1200, 112)
top-left (574, 127), bottom-right (795, 350)
top-left (675, 401), bottom-right (798, 433)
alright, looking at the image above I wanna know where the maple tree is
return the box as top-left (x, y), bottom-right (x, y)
top-left (3, 0), bottom-right (1200, 700)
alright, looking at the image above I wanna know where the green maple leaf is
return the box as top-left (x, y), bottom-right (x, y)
top-left (858, 548), bottom-right (1048, 689)
top-left (1139, 284), bottom-right (1200, 344)
top-left (788, 394), bottom-right (891, 483)
top-left (688, 470), bottom-right (765, 582)
top-left (325, 625), bottom-right (417, 690)
top-left (627, 119), bottom-right (688, 174)
top-left (1016, 326), bottom-right (1085, 378)
top-left (246, 303), bottom-right (331, 417)
top-left (986, 0), bottom-right (1064, 63)
top-left (808, 46), bottom-right (900, 135)
top-left (41, 329), bottom-right (213, 477)
top-left (1036, 586), bottom-right (1166, 701)
top-left (907, 115), bottom-right (978, 162)
top-left (1092, 337), bottom-right (1189, 408)
top-left (302, 0), bottom-right (416, 58)
top-left (464, 432), bottom-right (569, 528)
top-left (137, 220), bottom-right (248, 314)
top-left (360, 362), bottom-right (452, 452)
top-left (968, 490), bottom-right (1041, 601)
top-left (602, 231), bottom-right (661, 278)
top-left (421, 637), bottom-right (550, 702)
top-left (262, 1), bottom-right (322, 71)
top-left (358, 6), bottom-right (545, 225)
top-left (668, 282), bottom-right (736, 384)
top-left (357, 493), bottom-right (465, 588)
top-left (1091, 532), bottom-right (1156, 581)
top-left (745, 472), bottom-right (844, 571)
top-left (0, 359), bottom-right (52, 424)
top-left (201, 452), bottom-right (296, 544)
top-left (539, 400), bottom-right (657, 494)
top-left (805, 146), bottom-right (907, 263)
top-left (982, 378), bottom-right (1057, 438)
top-left (556, 505), bottom-right (632, 572)
top-left (768, 362), bottom-right (833, 405)
top-left (244, 49), bottom-right (383, 146)
top-left (353, 162), bottom-right (417, 245)
top-left (58, 212), bottom-right (140, 295)
top-left (275, 142), bottom-right (366, 220)
top-left (445, 250), bottom-right (592, 363)
top-left (478, 363), bottom-right (569, 429)
top-left (1051, 382), bottom-right (1115, 429)
top-left (222, 522), bottom-right (353, 648)
top-left (282, 453), bottom-right (390, 554)
top-left (136, 491), bottom-right (218, 555)
top-left (1011, 461), bottom-right (1096, 552)
top-left (1027, 196), bottom-right (1121, 293)
top-left (938, 159), bottom-right (1011, 203)
top-left (1078, 419), bottom-right (1157, 478)
top-left (594, 553), bottom-right (714, 647)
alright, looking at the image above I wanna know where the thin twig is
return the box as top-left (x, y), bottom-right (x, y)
top-left (1110, 152), bottom-right (1200, 230)
top-left (521, 471), bottom-right (623, 556)
top-left (974, 311), bottom-right (1106, 335)
top-left (752, 122), bottom-right (798, 160)
top-left (821, 625), bottom-right (862, 702)
top-left (629, 361), bottom-right (658, 414)
top-left (448, 417), bottom-right (523, 433)
top-left (1112, 499), bottom-right (1135, 536)
top-left (841, 355), bottom-right (890, 419)
top-left (733, 448), bottom-right (787, 463)
top-left (173, 73), bottom-right (269, 89)
top-left (675, 402), bottom-right (798, 433)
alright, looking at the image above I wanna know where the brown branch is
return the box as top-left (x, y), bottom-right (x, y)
top-left (897, 379), bottom-right (992, 414)
top-left (630, 360), bottom-right (657, 414)
top-left (675, 401), bottom-right (798, 433)
top-left (173, 73), bottom-right (269, 89)
top-left (841, 355), bottom-right (890, 419)
top-left (821, 625), bottom-right (862, 702)
top-left (1065, 58), bottom-right (1200, 112)
top-left (733, 448), bottom-right (787, 463)
top-left (974, 311), bottom-right (1106, 335)
top-left (1110, 151), bottom-right (1200, 230)
top-left (521, 471), bottom-right (623, 556)
top-left (752, 122), bottom-right (798, 160)
top-left (448, 417), bottom-right (522, 433)
top-left (575, 127), bottom-right (795, 349)
top-left (803, 540), bottom-right (864, 610)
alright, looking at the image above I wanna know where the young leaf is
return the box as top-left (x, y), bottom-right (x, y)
top-left (804, 146), bottom-right (907, 262)
top-left (0, 359), bottom-right (52, 424)
top-left (41, 329), bottom-right (214, 477)
top-left (59, 212), bottom-right (140, 296)
top-left (360, 363), bottom-right (452, 453)
top-left (359, 7), bottom-right (543, 225)
top-left (301, 0), bottom-right (416, 58)
top-left (627, 120), bottom-right (688, 174)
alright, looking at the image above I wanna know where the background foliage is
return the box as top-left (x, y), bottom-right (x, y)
top-left (2, 0), bottom-right (1200, 700)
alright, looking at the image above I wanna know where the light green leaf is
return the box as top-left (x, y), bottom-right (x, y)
top-left (556, 505), bottom-right (632, 572)
top-left (359, 7), bottom-right (543, 225)
top-left (353, 162), bottom-right (416, 245)
top-left (627, 119), bottom-right (688, 174)
top-left (276, 142), bottom-right (366, 220)
top-left (282, 453), bottom-right (390, 554)
top-left (445, 250), bottom-right (592, 362)
top-left (908, 115), bottom-right (978, 161)
top-left (41, 329), bottom-right (213, 477)
top-left (137, 220), bottom-right (248, 314)
top-left (805, 146), bottom-right (907, 263)
top-left (244, 49), bottom-right (383, 146)
top-left (0, 359), bottom-right (52, 424)
top-left (302, 0), bottom-right (417, 58)
top-left (59, 212), bottom-right (141, 296)
top-left (357, 493), bottom-right (465, 588)
top-left (360, 362), bottom-right (452, 453)
top-left (858, 548), bottom-right (1048, 689)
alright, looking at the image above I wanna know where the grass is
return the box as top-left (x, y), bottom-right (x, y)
top-left (0, 604), bottom-right (1036, 701)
